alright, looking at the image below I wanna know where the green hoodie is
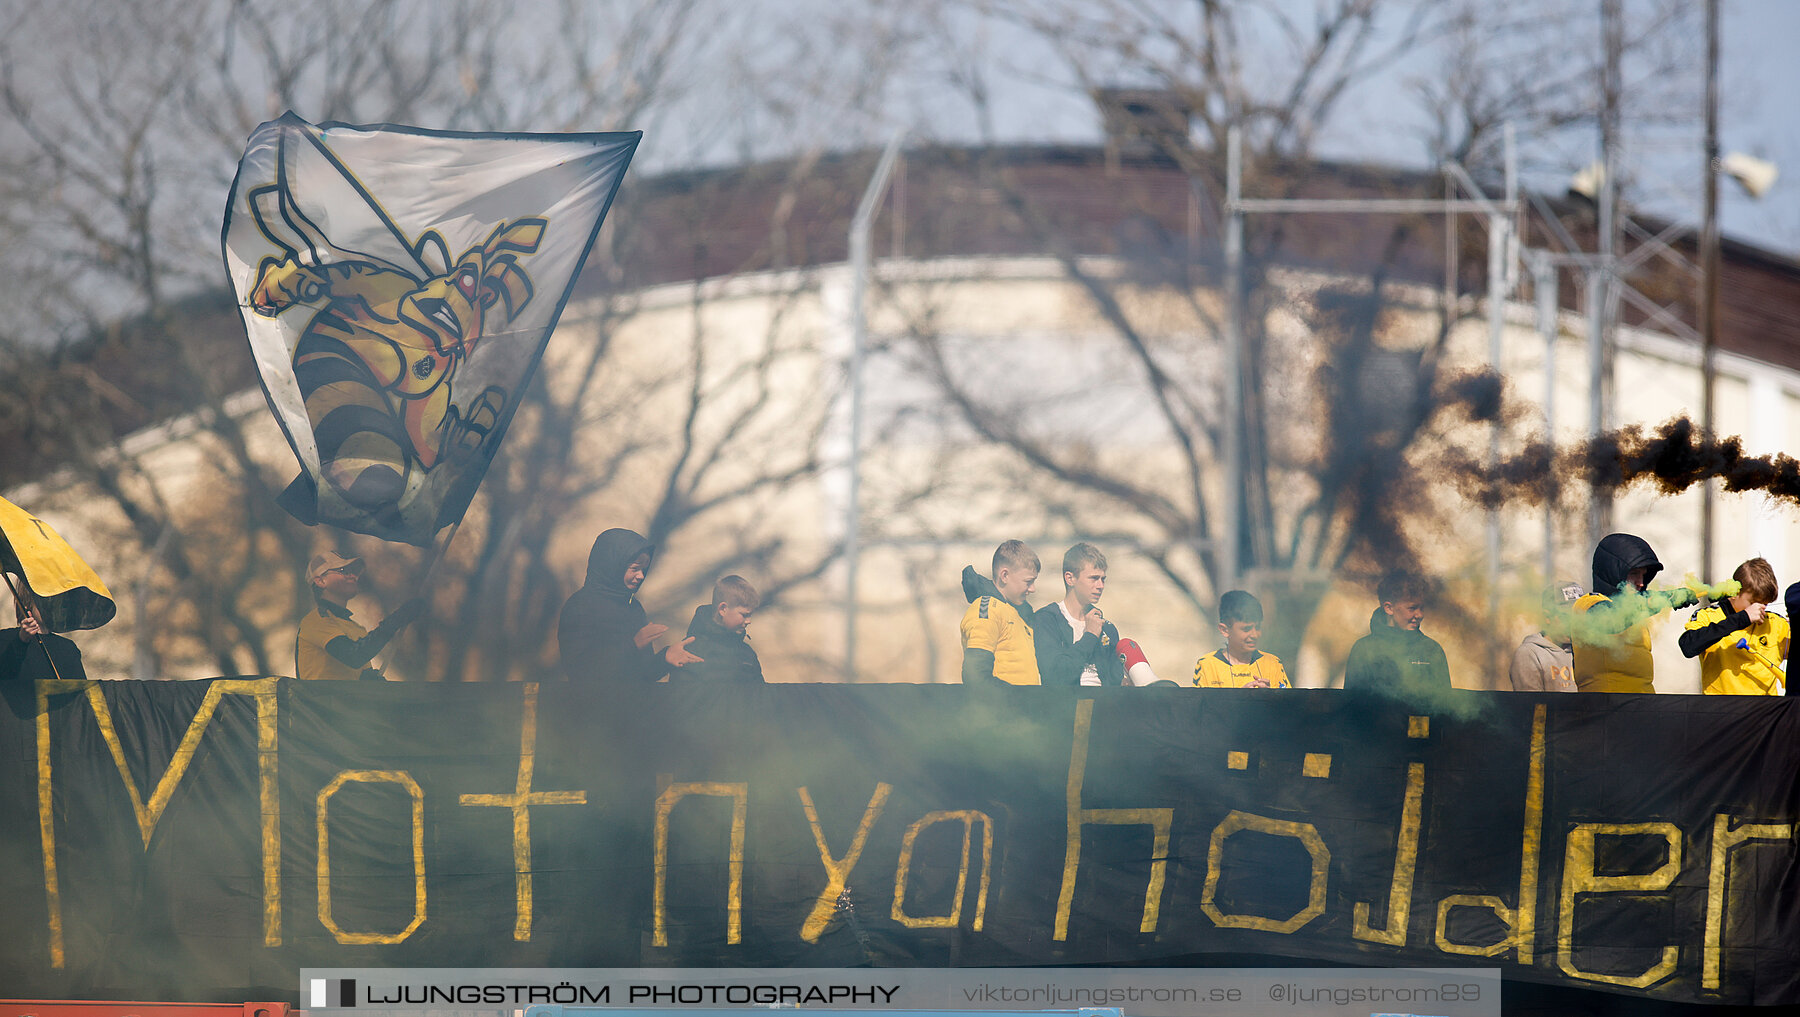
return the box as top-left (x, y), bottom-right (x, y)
top-left (1343, 607), bottom-right (1451, 697)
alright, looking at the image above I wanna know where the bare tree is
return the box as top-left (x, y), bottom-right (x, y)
top-left (844, 1), bottom-right (1463, 672)
top-left (402, 257), bottom-right (853, 682)
top-left (1412, 0), bottom-right (1700, 174)
top-left (869, 0), bottom-right (1701, 677)
top-left (0, 0), bottom-right (324, 675)
top-left (0, 0), bottom-right (897, 679)
top-left (5, 0), bottom-right (1705, 684)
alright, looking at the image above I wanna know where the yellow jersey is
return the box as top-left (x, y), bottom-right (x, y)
top-left (1686, 605), bottom-right (1789, 695)
top-left (296, 601), bottom-right (369, 681)
top-left (1193, 649), bottom-right (1291, 688)
top-left (1572, 592), bottom-right (1655, 693)
top-left (960, 595), bottom-right (1040, 685)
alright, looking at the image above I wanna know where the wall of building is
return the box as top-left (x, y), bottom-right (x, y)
top-left (11, 254), bottom-right (1799, 694)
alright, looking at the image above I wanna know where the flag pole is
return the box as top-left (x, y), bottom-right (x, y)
top-left (374, 515), bottom-right (465, 679)
top-left (2, 569), bottom-right (66, 682)
top-left (417, 516), bottom-right (467, 593)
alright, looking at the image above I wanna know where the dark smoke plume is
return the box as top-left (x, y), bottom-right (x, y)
top-left (1437, 415), bottom-right (1800, 510)
top-left (1438, 369), bottom-right (1505, 424)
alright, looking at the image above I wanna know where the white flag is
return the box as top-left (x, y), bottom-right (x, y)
top-left (222, 113), bottom-right (638, 545)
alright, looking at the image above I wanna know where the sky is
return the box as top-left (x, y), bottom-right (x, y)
top-left (883, 0), bottom-right (1800, 262)
top-left (6, 0), bottom-right (1795, 354)
top-left (1277, 0), bottom-right (1800, 260)
top-left (1707, 0), bottom-right (1799, 256)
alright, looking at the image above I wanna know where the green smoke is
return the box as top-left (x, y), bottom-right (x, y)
top-left (1561, 575), bottom-right (1740, 645)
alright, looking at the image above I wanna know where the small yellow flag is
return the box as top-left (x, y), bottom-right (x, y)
top-left (0, 496), bottom-right (116, 632)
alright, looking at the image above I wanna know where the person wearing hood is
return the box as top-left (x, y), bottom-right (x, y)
top-left (959, 540), bottom-right (1041, 686)
top-left (1571, 532), bottom-right (1696, 693)
top-left (1505, 580), bottom-right (1583, 692)
top-left (677, 575), bottom-right (765, 684)
top-left (558, 528), bottom-right (701, 682)
top-left (1342, 571), bottom-right (1451, 696)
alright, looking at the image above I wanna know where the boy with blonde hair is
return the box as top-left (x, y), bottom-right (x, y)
top-left (960, 540), bottom-right (1040, 686)
top-left (681, 575), bottom-right (765, 684)
top-left (1680, 557), bottom-right (1790, 695)
top-left (1034, 542), bottom-right (1124, 686)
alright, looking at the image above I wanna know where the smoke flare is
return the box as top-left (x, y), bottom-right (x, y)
top-left (1437, 416), bottom-right (1800, 511)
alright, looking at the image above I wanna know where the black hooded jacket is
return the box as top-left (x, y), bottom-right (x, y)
top-left (1592, 533), bottom-right (1662, 597)
top-left (1787, 582), bottom-right (1800, 694)
top-left (1032, 600), bottom-right (1124, 687)
top-left (1343, 608), bottom-right (1451, 696)
top-left (679, 603), bottom-right (764, 684)
top-left (557, 528), bottom-right (668, 683)
top-left (1585, 532), bottom-right (1694, 635)
top-left (960, 565), bottom-right (1004, 606)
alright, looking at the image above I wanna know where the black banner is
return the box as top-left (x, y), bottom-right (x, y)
top-left (1, 679), bottom-right (1796, 1005)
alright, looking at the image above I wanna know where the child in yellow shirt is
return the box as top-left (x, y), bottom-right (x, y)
top-left (1194, 589), bottom-right (1290, 688)
top-left (1681, 557), bottom-right (1790, 695)
top-left (959, 540), bottom-right (1041, 686)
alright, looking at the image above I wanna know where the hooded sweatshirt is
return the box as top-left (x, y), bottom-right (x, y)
top-left (959, 565), bottom-right (1039, 686)
top-left (679, 603), bottom-right (764, 684)
top-left (557, 528), bottom-right (668, 683)
top-left (1507, 632), bottom-right (1576, 692)
top-left (1572, 532), bottom-right (1691, 693)
top-left (1342, 608), bottom-right (1451, 697)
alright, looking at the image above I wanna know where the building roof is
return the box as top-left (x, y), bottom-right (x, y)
top-left (8, 142), bottom-right (1800, 490)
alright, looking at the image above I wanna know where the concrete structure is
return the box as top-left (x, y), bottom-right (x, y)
top-left (8, 141), bottom-right (1800, 691)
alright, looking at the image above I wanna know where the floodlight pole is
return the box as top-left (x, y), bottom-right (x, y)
top-left (1589, 0), bottom-right (1623, 553)
top-left (1531, 250), bottom-right (1560, 584)
top-left (1224, 126), bottom-right (1517, 663)
top-left (1699, 0), bottom-right (1721, 581)
top-left (1484, 123), bottom-right (1519, 628)
top-left (1223, 127), bottom-right (1244, 591)
top-left (844, 133), bottom-right (905, 683)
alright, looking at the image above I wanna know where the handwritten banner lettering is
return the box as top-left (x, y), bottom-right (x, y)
top-left (0, 680), bottom-right (1794, 1006)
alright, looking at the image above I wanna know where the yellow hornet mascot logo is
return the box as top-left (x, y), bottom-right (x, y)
top-left (247, 181), bottom-right (544, 525)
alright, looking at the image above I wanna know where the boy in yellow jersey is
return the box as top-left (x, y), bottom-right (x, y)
top-left (1195, 589), bottom-right (1290, 688)
top-left (959, 540), bottom-right (1040, 686)
top-left (1571, 533), bottom-right (1696, 693)
top-left (1680, 557), bottom-right (1790, 695)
